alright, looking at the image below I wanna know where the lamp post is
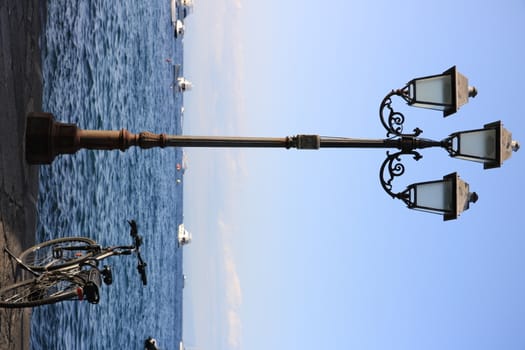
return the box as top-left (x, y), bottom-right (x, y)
top-left (26, 66), bottom-right (519, 220)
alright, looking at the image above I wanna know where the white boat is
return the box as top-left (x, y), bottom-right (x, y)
top-left (178, 0), bottom-right (194, 19)
top-left (177, 77), bottom-right (192, 92)
top-left (172, 64), bottom-right (192, 92)
top-left (180, 106), bottom-right (185, 129)
top-left (171, 0), bottom-right (177, 26)
top-left (178, 224), bottom-right (192, 246)
top-left (173, 64), bottom-right (181, 77)
top-left (176, 158), bottom-right (187, 173)
top-left (174, 19), bottom-right (185, 38)
top-left (182, 151), bottom-right (189, 170)
top-left (171, 0), bottom-right (186, 37)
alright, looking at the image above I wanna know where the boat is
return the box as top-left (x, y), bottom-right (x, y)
top-left (178, 224), bottom-right (192, 246)
top-left (177, 77), bottom-right (192, 92)
top-left (171, 65), bottom-right (192, 92)
top-left (171, 0), bottom-right (177, 26)
top-left (180, 106), bottom-right (185, 128)
top-left (182, 151), bottom-right (189, 170)
top-left (171, 0), bottom-right (186, 37)
top-left (176, 152), bottom-right (188, 173)
top-left (174, 19), bottom-right (185, 38)
top-left (178, 0), bottom-right (194, 19)
top-left (172, 0), bottom-right (193, 22)
top-left (173, 63), bottom-right (181, 76)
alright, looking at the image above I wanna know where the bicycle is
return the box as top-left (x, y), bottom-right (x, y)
top-left (0, 220), bottom-right (147, 308)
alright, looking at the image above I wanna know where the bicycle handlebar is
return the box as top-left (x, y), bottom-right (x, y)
top-left (137, 253), bottom-right (148, 285)
top-left (128, 220), bottom-right (147, 285)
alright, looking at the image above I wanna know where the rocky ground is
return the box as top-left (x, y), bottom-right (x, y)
top-left (0, 0), bottom-right (44, 349)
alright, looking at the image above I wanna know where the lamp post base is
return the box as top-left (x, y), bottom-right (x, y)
top-left (26, 112), bottom-right (79, 165)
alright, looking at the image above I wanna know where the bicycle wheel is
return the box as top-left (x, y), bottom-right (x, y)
top-left (0, 274), bottom-right (82, 308)
top-left (18, 237), bottom-right (97, 271)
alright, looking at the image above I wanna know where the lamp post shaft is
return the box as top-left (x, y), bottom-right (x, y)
top-left (318, 137), bottom-right (442, 149)
top-left (78, 130), bottom-right (294, 149)
top-left (79, 131), bottom-right (440, 149)
top-left (26, 112), bottom-right (444, 164)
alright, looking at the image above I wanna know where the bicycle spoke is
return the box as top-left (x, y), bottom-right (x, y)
top-left (18, 237), bottom-right (96, 271)
top-left (0, 273), bottom-right (82, 308)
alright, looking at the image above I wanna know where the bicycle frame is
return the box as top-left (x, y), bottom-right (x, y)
top-left (55, 244), bottom-right (137, 261)
top-left (6, 243), bottom-right (136, 278)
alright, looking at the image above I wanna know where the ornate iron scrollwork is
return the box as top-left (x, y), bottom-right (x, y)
top-left (379, 89), bottom-right (422, 138)
top-left (379, 150), bottom-right (422, 204)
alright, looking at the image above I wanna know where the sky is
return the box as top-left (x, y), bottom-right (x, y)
top-left (181, 1), bottom-right (525, 350)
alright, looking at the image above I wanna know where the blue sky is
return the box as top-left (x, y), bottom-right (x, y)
top-left (182, 1), bottom-right (525, 349)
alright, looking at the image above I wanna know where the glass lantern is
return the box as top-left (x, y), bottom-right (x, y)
top-left (446, 121), bottom-right (520, 169)
top-left (402, 66), bottom-right (477, 117)
top-left (402, 172), bottom-right (477, 221)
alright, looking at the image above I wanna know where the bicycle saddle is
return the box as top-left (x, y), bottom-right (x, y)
top-left (82, 268), bottom-right (102, 304)
top-left (83, 281), bottom-right (100, 304)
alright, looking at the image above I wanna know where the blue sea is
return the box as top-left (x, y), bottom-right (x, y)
top-left (31, 1), bottom-right (184, 349)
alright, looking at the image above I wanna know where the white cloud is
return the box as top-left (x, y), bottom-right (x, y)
top-left (219, 219), bottom-right (243, 349)
top-left (227, 310), bottom-right (242, 348)
top-left (185, 1), bottom-right (247, 349)
top-left (186, 0), bottom-right (245, 135)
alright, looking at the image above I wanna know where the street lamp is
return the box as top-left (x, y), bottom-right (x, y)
top-left (396, 172), bottom-right (477, 221)
top-left (444, 121), bottom-right (519, 169)
top-left (400, 66), bottom-right (477, 117)
top-left (26, 66), bottom-right (519, 220)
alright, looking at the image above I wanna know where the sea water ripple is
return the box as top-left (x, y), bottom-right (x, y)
top-left (31, 1), bottom-right (184, 349)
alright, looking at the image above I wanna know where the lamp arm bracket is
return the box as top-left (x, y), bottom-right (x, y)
top-left (379, 89), bottom-right (423, 138)
top-left (379, 150), bottom-right (422, 204)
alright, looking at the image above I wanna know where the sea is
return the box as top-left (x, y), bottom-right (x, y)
top-left (31, 1), bottom-right (184, 349)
